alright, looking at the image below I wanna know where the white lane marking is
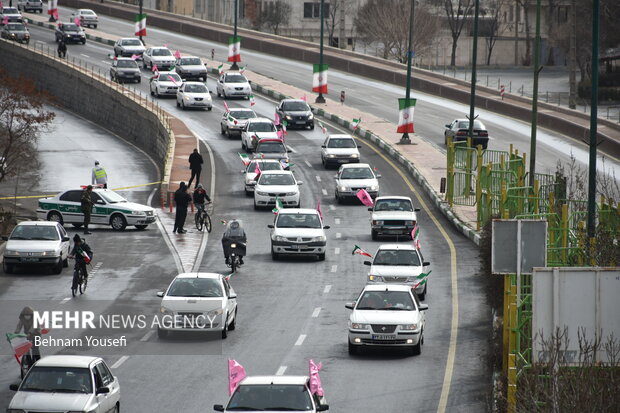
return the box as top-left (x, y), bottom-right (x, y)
top-left (321, 188), bottom-right (327, 195)
top-left (60, 297), bottom-right (71, 304)
top-left (288, 146), bottom-right (296, 153)
top-left (295, 334), bottom-right (307, 346)
top-left (81, 53), bottom-right (90, 58)
top-left (330, 265), bottom-right (337, 273)
top-left (111, 355), bottom-right (129, 369)
top-left (336, 232), bottom-right (341, 239)
top-left (334, 247), bottom-right (340, 255)
top-left (329, 205), bottom-right (336, 211)
top-left (276, 366), bottom-right (287, 376)
top-left (335, 218), bottom-right (341, 224)
top-left (140, 330), bottom-right (155, 342)
top-left (315, 175), bottom-right (321, 182)
top-left (312, 307), bottom-right (321, 318)
top-left (324, 285), bottom-right (332, 293)
top-left (304, 160), bottom-right (312, 168)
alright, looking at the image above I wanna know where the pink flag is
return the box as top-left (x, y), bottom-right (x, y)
top-left (223, 101), bottom-right (230, 112)
top-left (274, 112), bottom-right (280, 126)
top-left (356, 189), bottom-right (374, 207)
top-left (309, 360), bottom-right (324, 397)
top-left (131, 54), bottom-right (141, 60)
top-left (317, 200), bottom-right (323, 221)
top-left (167, 75), bottom-right (179, 85)
top-left (276, 129), bottom-right (283, 139)
top-left (0, 1), bottom-right (3, 9)
top-left (2, 16), bottom-right (8, 25)
top-left (74, 17), bottom-right (81, 26)
top-left (174, 49), bottom-right (181, 59)
top-left (254, 161), bottom-right (262, 181)
top-left (152, 64), bottom-right (159, 73)
top-left (228, 359), bottom-right (246, 396)
top-left (301, 94), bottom-right (307, 102)
top-left (52, 10), bottom-right (59, 20)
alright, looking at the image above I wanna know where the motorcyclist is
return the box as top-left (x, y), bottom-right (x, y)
top-left (222, 220), bottom-right (246, 265)
top-left (69, 234), bottom-right (93, 280)
top-left (15, 306), bottom-right (41, 363)
top-left (57, 38), bottom-right (67, 58)
top-left (192, 184), bottom-right (211, 214)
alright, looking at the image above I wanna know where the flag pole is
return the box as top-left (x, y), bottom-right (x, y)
top-left (399, 0), bottom-right (415, 144)
top-left (230, 0), bottom-right (239, 70)
top-left (139, 0), bottom-right (143, 43)
top-left (315, 0), bottom-right (326, 104)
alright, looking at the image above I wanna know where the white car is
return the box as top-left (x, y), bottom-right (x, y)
top-left (346, 283), bottom-right (428, 356)
top-left (16, 0), bottom-right (42, 13)
top-left (156, 272), bottom-right (238, 339)
top-left (8, 355), bottom-right (120, 413)
top-left (142, 46), bottom-right (175, 71)
top-left (268, 208), bottom-right (329, 261)
top-left (150, 71), bottom-right (182, 97)
top-left (364, 244), bottom-right (430, 300)
top-left (241, 118), bottom-right (279, 152)
top-left (242, 159), bottom-right (283, 195)
top-left (2, 221), bottom-right (70, 274)
top-left (113, 37), bottom-right (146, 58)
top-left (0, 7), bottom-right (23, 22)
top-left (254, 138), bottom-right (290, 166)
top-left (176, 81), bottom-right (212, 110)
top-left (254, 170), bottom-right (302, 210)
top-left (214, 375), bottom-right (329, 412)
top-left (37, 188), bottom-right (156, 231)
top-left (369, 196), bottom-right (420, 240)
top-left (72, 8), bottom-right (98, 28)
top-left (175, 55), bottom-right (208, 81)
top-left (220, 107), bottom-right (257, 138)
top-left (216, 71), bottom-right (251, 99)
top-left (334, 163), bottom-right (380, 203)
top-left (320, 134), bottom-right (361, 168)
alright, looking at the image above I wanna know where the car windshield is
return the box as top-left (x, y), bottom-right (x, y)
top-left (340, 167), bottom-right (374, 179)
top-left (10, 225), bottom-right (59, 241)
top-left (356, 290), bottom-right (415, 311)
top-left (117, 60), bottom-right (137, 68)
top-left (374, 199), bottom-right (413, 212)
top-left (3, 7), bottom-right (18, 13)
top-left (180, 58), bottom-right (201, 65)
top-left (373, 250), bottom-right (421, 266)
top-left (167, 278), bottom-right (223, 297)
top-left (457, 120), bottom-right (485, 129)
top-left (230, 110), bottom-right (256, 120)
top-left (7, 23), bottom-right (26, 30)
top-left (98, 191), bottom-right (127, 204)
top-left (81, 10), bottom-right (95, 15)
top-left (327, 138), bottom-right (356, 148)
top-left (248, 122), bottom-right (276, 133)
top-left (227, 384), bottom-right (313, 411)
top-left (225, 74), bottom-right (247, 83)
top-left (256, 142), bottom-right (285, 153)
top-left (282, 101), bottom-right (309, 111)
top-left (152, 48), bottom-right (172, 56)
top-left (184, 84), bottom-right (207, 93)
top-left (160, 73), bottom-right (181, 82)
top-left (63, 24), bottom-right (80, 31)
top-left (20, 367), bottom-right (93, 393)
top-left (247, 161), bottom-right (282, 172)
top-left (258, 174), bottom-right (295, 186)
top-left (276, 213), bottom-right (321, 229)
top-left (122, 39), bottom-right (142, 46)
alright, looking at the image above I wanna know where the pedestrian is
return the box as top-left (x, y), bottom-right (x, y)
top-left (91, 161), bottom-right (108, 189)
top-left (187, 148), bottom-right (204, 189)
top-left (173, 181), bottom-right (192, 234)
top-left (81, 185), bottom-right (94, 235)
top-left (57, 38), bottom-right (67, 58)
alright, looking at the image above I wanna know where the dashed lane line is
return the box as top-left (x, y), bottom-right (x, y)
top-left (323, 285), bottom-right (332, 293)
top-left (334, 218), bottom-right (341, 224)
top-left (336, 232), bottom-right (342, 239)
top-left (60, 297), bottom-right (71, 304)
top-left (315, 175), bottom-right (321, 182)
top-left (276, 366), bottom-right (287, 376)
top-left (304, 160), bottom-right (312, 168)
top-left (330, 265), bottom-right (337, 273)
top-left (334, 247), bottom-right (340, 255)
top-left (140, 330), bottom-right (155, 342)
top-left (329, 205), bottom-right (336, 211)
top-left (294, 334), bottom-right (307, 346)
top-left (111, 355), bottom-right (129, 369)
top-left (321, 188), bottom-right (328, 196)
top-left (312, 307), bottom-right (321, 318)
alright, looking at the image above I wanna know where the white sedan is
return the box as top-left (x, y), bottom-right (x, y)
top-left (2, 221), bottom-right (70, 274)
top-left (220, 108), bottom-right (257, 138)
top-left (216, 71), bottom-right (251, 99)
top-left (241, 118), bottom-right (279, 152)
top-left (346, 283), bottom-right (428, 356)
top-left (150, 72), bottom-right (182, 97)
top-left (254, 170), bottom-right (302, 210)
top-left (334, 163), bottom-right (381, 203)
top-left (142, 46), bottom-right (175, 71)
top-left (176, 81), bottom-right (212, 110)
top-left (242, 159), bottom-right (283, 195)
top-left (156, 272), bottom-right (238, 339)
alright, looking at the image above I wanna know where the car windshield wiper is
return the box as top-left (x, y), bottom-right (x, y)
top-left (264, 408), bottom-right (306, 411)
top-left (21, 387), bottom-right (52, 392)
top-left (378, 307), bottom-right (411, 311)
top-left (51, 388), bottom-right (85, 393)
top-left (355, 306), bottom-right (377, 310)
top-left (31, 237), bottom-right (57, 241)
top-left (9, 236), bottom-right (27, 240)
top-left (226, 407), bottom-right (265, 411)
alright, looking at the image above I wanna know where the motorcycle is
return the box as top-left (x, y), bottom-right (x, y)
top-left (226, 242), bottom-right (246, 273)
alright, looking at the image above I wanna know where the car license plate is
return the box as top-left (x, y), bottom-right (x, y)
top-left (338, 159), bottom-right (348, 163)
top-left (269, 198), bottom-right (275, 202)
top-left (372, 334), bottom-right (396, 340)
top-left (295, 121), bottom-right (306, 124)
top-left (386, 229), bottom-right (403, 234)
top-left (21, 257), bottom-right (39, 262)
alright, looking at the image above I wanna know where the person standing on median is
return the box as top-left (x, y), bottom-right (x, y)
top-left (173, 182), bottom-right (192, 234)
top-left (81, 185), bottom-right (94, 235)
top-left (92, 161), bottom-right (108, 189)
top-left (187, 148), bottom-right (204, 189)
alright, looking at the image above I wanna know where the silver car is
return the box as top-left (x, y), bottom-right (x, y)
top-left (113, 37), bottom-right (146, 58)
top-left (17, 0), bottom-right (42, 13)
top-left (142, 47), bottom-right (175, 71)
top-left (175, 56), bottom-right (208, 81)
top-left (0, 7), bottom-right (23, 22)
top-left (216, 71), bottom-right (251, 99)
top-left (72, 9), bottom-right (98, 28)
top-left (241, 159), bottom-right (283, 195)
top-left (176, 81), bottom-right (212, 110)
top-left (320, 134), bottom-right (361, 168)
top-left (220, 108), bottom-right (257, 138)
top-left (0, 22), bottom-right (30, 44)
top-left (268, 208), bottom-right (329, 261)
top-left (334, 163), bottom-right (380, 203)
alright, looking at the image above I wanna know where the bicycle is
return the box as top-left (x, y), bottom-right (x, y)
top-left (194, 202), bottom-right (212, 232)
top-left (71, 259), bottom-right (88, 297)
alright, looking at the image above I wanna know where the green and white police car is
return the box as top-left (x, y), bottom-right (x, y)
top-left (37, 188), bottom-right (156, 231)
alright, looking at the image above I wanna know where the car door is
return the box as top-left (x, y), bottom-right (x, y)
top-left (144, 48), bottom-right (152, 66)
top-left (217, 74), bottom-right (224, 93)
top-left (177, 83), bottom-right (185, 102)
top-left (321, 136), bottom-right (330, 158)
top-left (90, 192), bottom-right (109, 224)
top-left (110, 59), bottom-right (117, 77)
top-left (223, 278), bottom-right (236, 321)
top-left (57, 224), bottom-right (70, 258)
top-left (58, 190), bottom-right (83, 223)
top-left (96, 361), bottom-right (120, 412)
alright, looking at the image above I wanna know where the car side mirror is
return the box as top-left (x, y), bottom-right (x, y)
top-left (321, 145), bottom-right (326, 148)
top-left (241, 170), bottom-right (246, 174)
top-left (229, 293), bottom-right (237, 299)
top-left (345, 302), bottom-right (355, 310)
top-left (357, 144), bottom-right (362, 148)
top-left (323, 225), bottom-right (330, 229)
top-left (367, 207), bottom-right (373, 212)
top-left (317, 405), bottom-right (329, 411)
top-left (156, 291), bottom-right (164, 297)
top-left (445, 124), bottom-right (451, 128)
top-left (2, 236), bottom-right (8, 241)
top-left (213, 405), bottom-right (225, 412)
top-left (414, 208), bottom-right (421, 212)
top-left (9, 383), bottom-right (19, 391)
top-left (96, 386), bottom-right (110, 394)
top-left (267, 224), bottom-right (274, 229)
top-left (376, 174), bottom-right (382, 179)
top-left (62, 236), bottom-right (70, 242)
top-left (419, 304), bottom-right (429, 311)
top-left (363, 260), bottom-right (372, 266)
top-left (423, 261), bottom-right (431, 266)
top-left (297, 181), bottom-right (303, 185)
top-left (287, 149), bottom-right (292, 153)
top-left (96, 199), bottom-right (105, 204)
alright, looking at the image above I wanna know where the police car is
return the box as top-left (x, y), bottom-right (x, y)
top-left (37, 188), bottom-right (156, 231)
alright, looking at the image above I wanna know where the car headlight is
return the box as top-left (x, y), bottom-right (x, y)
top-left (160, 306), bottom-right (172, 315)
top-left (274, 235), bottom-right (287, 242)
top-left (404, 220), bottom-right (414, 226)
top-left (207, 308), bottom-right (224, 317)
top-left (285, 192), bottom-right (298, 196)
top-left (256, 190), bottom-right (268, 196)
top-left (311, 235), bottom-right (326, 242)
top-left (368, 185), bottom-right (379, 191)
top-left (372, 220), bottom-right (384, 225)
top-left (350, 322), bottom-right (371, 330)
top-left (65, 34), bottom-right (71, 37)
top-left (285, 115), bottom-right (292, 121)
top-left (327, 154), bottom-right (336, 158)
top-left (368, 275), bottom-right (383, 282)
top-left (308, 113), bottom-right (314, 119)
top-left (40, 250), bottom-right (56, 256)
top-left (184, 95), bottom-right (191, 101)
top-left (338, 185), bottom-right (349, 192)
top-left (130, 210), bottom-right (144, 215)
top-left (5, 250), bottom-right (20, 256)
top-left (400, 324), bottom-right (418, 331)
top-left (350, 153), bottom-right (359, 158)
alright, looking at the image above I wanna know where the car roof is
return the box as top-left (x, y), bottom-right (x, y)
top-left (35, 355), bottom-right (100, 368)
top-left (224, 71), bottom-right (244, 76)
top-left (78, 8), bottom-right (95, 12)
top-left (179, 55), bottom-right (200, 60)
top-left (249, 117), bottom-right (274, 123)
top-left (277, 208), bottom-right (319, 215)
top-left (174, 272), bottom-right (222, 280)
top-left (261, 170), bottom-right (292, 176)
top-left (341, 162), bottom-right (371, 169)
top-left (183, 81), bottom-right (206, 85)
top-left (151, 46), bottom-right (170, 50)
top-left (376, 244), bottom-right (417, 251)
top-left (119, 37), bottom-right (141, 41)
top-left (375, 196), bottom-right (412, 202)
top-left (240, 376), bottom-right (309, 386)
top-left (115, 57), bottom-right (135, 61)
top-left (229, 108), bottom-right (254, 112)
top-left (327, 134), bottom-right (354, 139)
top-left (363, 283), bottom-right (412, 292)
top-left (281, 98), bottom-right (307, 104)
top-left (16, 221), bottom-right (60, 227)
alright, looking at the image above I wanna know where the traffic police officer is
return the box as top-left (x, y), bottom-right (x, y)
top-left (92, 161), bottom-right (108, 189)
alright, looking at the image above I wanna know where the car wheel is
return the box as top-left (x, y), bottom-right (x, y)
top-left (176, 100), bottom-right (180, 108)
top-left (310, 123), bottom-right (315, 130)
top-left (181, 101), bottom-right (186, 110)
top-left (143, 61), bottom-right (147, 69)
top-left (228, 308), bottom-right (237, 331)
top-left (155, 89), bottom-right (160, 98)
top-left (94, 25), bottom-right (97, 29)
top-left (137, 78), bottom-right (141, 84)
top-left (418, 284), bottom-right (427, 301)
top-left (216, 90), bottom-right (220, 97)
top-left (207, 107), bottom-right (212, 111)
top-left (3, 262), bottom-right (14, 274)
top-left (253, 200), bottom-right (259, 210)
top-left (221, 316), bottom-right (228, 339)
top-left (371, 229), bottom-right (378, 241)
top-left (47, 211), bottom-right (63, 225)
top-left (271, 249), bottom-right (279, 260)
top-left (150, 88), bottom-right (154, 96)
top-left (244, 188), bottom-right (252, 196)
top-left (348, 341), bottom-right (357, 355)
top-left (112, 403), bottom-right (119, 413)
top-left (52, 259), bottom-right (63, 275)
top-left (114, 51), bottom-right (118, 57)
top-left (110, 214), bottom-right (127, 231)
top-left (157, 327), bottom-right (168, 339)
top-left (317, 253), bottom-right (325, 261)
top-left (63, 257), bottom-right (69, 267)
top-left (241, 140), bottom-right (246, 150)
top-left (222, 90), bottom-right (227, 99)
top-left (220, 124), bottom-right (226, 135)
top-left (81, 40), bottom-right (86, 45)
top-left (135, 225), bottom-right (148, 230)
top-left (412, 331), bottom-right (423, 356)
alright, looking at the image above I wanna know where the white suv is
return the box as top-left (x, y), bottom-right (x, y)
top-left (254, 170), bottom-right (302, 209)
top-left (364, 244), bottom-right (430, 300)
top-left (320, 134), bottom-right (360, 168)
top-left (268, 208), bottom-right (329, 261)
top-left (334, 163), bottom-right (380, 203)
top-left (241, 118), bottom-right (278, 152)
top-left (369, 196), bottom-right (420, 240)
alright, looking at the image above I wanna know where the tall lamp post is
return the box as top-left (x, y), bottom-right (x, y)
top-left (528, 0), bottom-right (542, 184)
top-left (399, 0), bottom-right (416, 144)
top-left (139, 0), bottom-right (144, 43)
top-left (231, 0), bottom-right (239, 70)
top-left (587, 0), bottom-right (600, 242)
top-left (315, 0), bottom-right (326, 104)
top-left (467, 0), bottom-right (480, 145)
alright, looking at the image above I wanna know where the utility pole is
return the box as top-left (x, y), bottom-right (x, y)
top-left (339, 0), bottom-right (346, 49)
top-left (528, 0), bottom-right (542, 183)
top-left (568, 0), bottom-right (577, 109)
top-left (467, 0), bottom-right (480, 142)
top-left (514, 5), bottom-right (519, 66)
top-left (587, 0), bottom-right (600, 241)
top-left (399, 0), bottom-right (416, 144)
top-left (315, 0), bottom-right (326, 104)
top-left (231, 0), bottom-right (239, 70)
top-left (139, 0), bottom-right (144, 43)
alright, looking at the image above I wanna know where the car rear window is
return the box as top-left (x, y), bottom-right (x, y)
top-left (256, 142), bottom-right (285, 153)
top-left (228, 384), bottom-right (313, 411)
top-left (373, 250), bottom-right (420, 266)
top-left (248, 122), bottom-right (275, 133)
top-left (327, 138), bottom-right (356, 148)
top-left (117, 60), bottom-right (137, 68)
top-left (59, 190), bottom-right (82, 202)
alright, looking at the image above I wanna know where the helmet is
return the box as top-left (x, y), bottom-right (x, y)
top-left (196, 183), bottom-right (203, 189)
top-left (95, 161), bottom-right (100, 165)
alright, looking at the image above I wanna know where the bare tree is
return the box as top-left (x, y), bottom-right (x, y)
top-left (482, 0), bottom-right (508, 65)
top-left (444, 0), bottom-right (474, 67)
top-left (0, 69), bottom-right (54, 184)
top-left (355, 0), bottom-right (398, 59)
top-left (258, 0), bottom-right (291, 35)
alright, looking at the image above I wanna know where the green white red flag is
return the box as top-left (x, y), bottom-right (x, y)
top-left (272, 198), bottom-right (284, 214)
top-left (134, 13), bottom-right (147, 37)
top-left (312, 64), bottom-right (328, 94)
top-left (47, 0), bottom-right (58, 19)
top-left (218, 64), bottom-right (224, 75)
top-left (249, 95), bottom-right (255, 106)
top-left (351, 118), bottom-right (361, 130)
top-left (397, 98), bottom-right (416, 133)
top-left (352, 245), bottom-right (372, 257)
top-left (411, 223), bottom-right (420, 249)
top-left (6, 333), bottom-right (33, 364)
top-left (413, 270), bottom-right (431, 289)
top-left (238, 152), bottom-right (250, 165)
top-left (228, 36), bottom-right (241, 62)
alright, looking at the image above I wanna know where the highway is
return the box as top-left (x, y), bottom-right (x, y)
top-left (1, 16), bottom-right (494, 413)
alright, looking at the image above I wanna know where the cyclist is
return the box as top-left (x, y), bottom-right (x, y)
top-left (14, 306), bottom-right (41, 363)
top-left (193, 183), bottom-right (211, 214)
top-left (69, 234), bottom-right (93, 282)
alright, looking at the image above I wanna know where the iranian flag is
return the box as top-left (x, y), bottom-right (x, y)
top-left (238, 152), bottom-right (250, 165)
top-left (228, 36), bottom-right (241, 62)
top-left (397, 98), bottom-right (416, 133)
top-left (413, 271), bottom-right (431, 289)
top-left (351, 245), bottom-right (372, 258)
top-left (249, 95), bottom-right (256, 106)
top-left (312, 64), bottom-right (328, 94)
top-left (272, 198), bottom-right (283, 214)
top-left (134, 13), bottom-right (147, 37)
top-left (47, 0), bottom-right (58, 17)
top-left (6, 333), bottom-right (33, 364)
top-left (351, 118), bottom-right (361, 130)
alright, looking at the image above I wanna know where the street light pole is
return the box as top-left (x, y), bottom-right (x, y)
top-left (231, 0), bottom-right (239, 70)
top-left (139, 0), bottom-right (144, 43)
top-left (528, 0), bottom-right (542, 184)
top-left (399, 0), bottom-right (415, 144)
top-left (467, 0), bottom-right (480, 143)
top-left (587, 0), bottom-right (600, 241)
top-left (315, 0), bottom-right (326, 104)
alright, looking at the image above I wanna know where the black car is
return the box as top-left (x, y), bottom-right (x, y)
top-left (110, 58), bottom-right (141, 83)
top-left (55, 22), bottom-right (85, 44)
top-left (444, 118), bottom-right (489, 149)
top-left (275, 99), bottom-right (314, 130)
top-left (0, 22), bottom-right (30, 44)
